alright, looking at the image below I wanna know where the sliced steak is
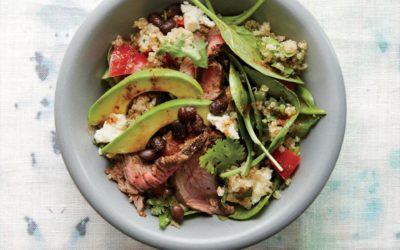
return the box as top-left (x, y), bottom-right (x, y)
top-left (105, 163), bottom-right (146, 216)
top-left (124, 133), bottom-right (208, 192)
top-left (173, 132), bottom-right (234, 215)
top-left (207, 27), bottom-right (225, 57)
top-left (199, 60), bottom-right (224, 100)
top-left (180, 57), bottom-right (197, 79)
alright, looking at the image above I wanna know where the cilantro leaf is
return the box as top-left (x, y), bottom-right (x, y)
top-left (199, 139), bottom-right (245, 174)
top-left (159, 213), bottom-right (171, 230)
top-left (157, 37), bottom-right (208, 68)
top-left (146, 197), bottom-right (172, 229)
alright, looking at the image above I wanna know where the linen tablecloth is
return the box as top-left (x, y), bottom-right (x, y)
top-left (0, 0), bottom-right (399, 249)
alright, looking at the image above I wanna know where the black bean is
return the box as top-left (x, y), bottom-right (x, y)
top-left (150, 136), bottom-right (166, 154)
top-left (156, 125), bottom-right (170, 136)
top-left (178, 106), bottom-right (197, 123)
top-left (139, 149), bottom-right (158, 163)
top-left (160, 18), bottom-right (176, 35)
top-left (165, 3), bottom-right (182, 18)
top-left (163, 188), bottom-right (173, 197)
top-left (190, 114), bottom-right (205, 135)
top-left (209, 97), bottom-right (229, 116)
top-left (155, 93), bottom-right (171, 105)
top-left (147, 13), bottom-right (164, 28)
top-left (171, 120), bottom-right (187, 140)
top-left (170, 205), bottom-right (184, 224)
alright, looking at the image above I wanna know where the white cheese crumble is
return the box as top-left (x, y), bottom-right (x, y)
top-left (165, 27), bottom-right (194, 46)
top-left (226, 167), bottom-right (273, 209)
top-left (217, 186), bottom-right (225, 197)
top-left (181, 1), bottom-right (215, 32)
top-left (94, 114), bottom-right (128, 143)
top-left (207, 112), bottom-right (240, 139)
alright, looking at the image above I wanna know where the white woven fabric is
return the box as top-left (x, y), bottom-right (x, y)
top-left (0, 0), bottom-right (399, 249)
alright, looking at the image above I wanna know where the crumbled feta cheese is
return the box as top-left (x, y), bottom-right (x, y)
top-left (165, 27), bottom-right (194, 46)
top-left (217, 186), bottom-right (225, 197)
top-left (181, 1), bottom-right (215, 32)
top-left (94, 114), bottom-right (128, 143)
top-left (226, 167), bottom-right (273, 209)
top-left (207, 112), bottom-right (240, 139)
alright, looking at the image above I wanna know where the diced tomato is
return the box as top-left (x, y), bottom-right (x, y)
top-left (272, 148), bottom-right (301, 180)
top-left (281, 81), bottom-right (297, 91)
top-left (176, 18), bottom-right (184, 27)
top-left (109, 42), bottom-right (148, 77)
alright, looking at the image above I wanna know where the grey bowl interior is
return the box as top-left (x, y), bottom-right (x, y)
top-left (55, 0), bottom-right (346, 249)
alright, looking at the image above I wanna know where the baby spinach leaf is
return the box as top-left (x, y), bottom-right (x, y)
top-left (244, 66), bottom-right (300, 152)
top-left (184, 210), bottom-right (200, 216)
top-left (291, 115), bottom-right (321, 139)
top-left (221, 0), bottom-right (266, 25)
top-left (228, 53), bottom-right (263, 137)
top-left (205, 0), bottom-right (216, 14)
top-left (190, 0), bottom-right (303, 83)
top-left (229, 64), bottom-right (283, 172)
top-left (237, 113), bottom-right (254, 176)
top-left (296, 86), bottom-right (326, 115)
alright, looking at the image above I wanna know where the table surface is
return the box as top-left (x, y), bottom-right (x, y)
top-left (0, 0), bottom-right (399, 249)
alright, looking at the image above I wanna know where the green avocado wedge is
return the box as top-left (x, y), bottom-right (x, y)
top-left (101, 99), bottom-right (211, 155)
top-left (88, 68), bottom-right (204, 126)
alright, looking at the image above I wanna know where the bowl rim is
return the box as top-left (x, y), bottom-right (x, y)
top-left (55, 0), bottom-right (346, 249)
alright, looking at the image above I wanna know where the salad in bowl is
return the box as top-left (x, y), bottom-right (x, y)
top-left (88, 0), bottom-right (326, 229)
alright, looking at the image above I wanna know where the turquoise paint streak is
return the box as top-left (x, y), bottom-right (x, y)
top-left (375, 32), bottom-right (389, 53)
top-left (389, 149), bottom-right (400, 169)
top-left (364, 198), bottom-right (382, 221)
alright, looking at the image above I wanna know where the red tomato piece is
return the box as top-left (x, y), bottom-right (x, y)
top-left (109, 43), bottom-right (148, 77)
top-left (176, 18), bottom-right (184, 27)
top-left (272, 148), bottom-right (301, 180)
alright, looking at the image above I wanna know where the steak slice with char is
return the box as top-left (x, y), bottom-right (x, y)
top-left (198, 60), bottom-right (224, 100)
top-left (173, 132), bottom-right (234, 215)
top-left (123, 132), bottom-right (207, 192)
top-left (207, 27), bottom-right (225, 57)
top-left (105, 163), bottom-right (146, 216)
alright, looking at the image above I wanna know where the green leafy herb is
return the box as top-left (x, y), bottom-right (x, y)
top-left (157, 37), bottom-right (208, 68)
top-left (199, 139), bottom-right (245, 175)
top-left (190, 0), bottom-right (303, 83)
top-left (146, 197), bottom-right (173, 230)
top-left (159, 213), bottom-right (171, 230)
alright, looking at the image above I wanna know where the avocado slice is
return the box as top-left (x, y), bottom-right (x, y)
top-left (101, 99), bottom-right (211, 154)
top-left (88, 68), bottom-right (204, 126)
